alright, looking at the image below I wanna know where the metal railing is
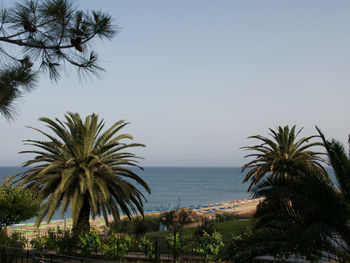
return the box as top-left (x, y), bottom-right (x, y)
top-left (0, 246), bottom-right (111, 263)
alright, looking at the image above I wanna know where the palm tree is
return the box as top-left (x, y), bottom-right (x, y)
top-left (235, 128), bottom-right (350, 262)
top-left (241, 125), bottom-right (327, 190)
top-left (13, 112), bottom-right (150, 233)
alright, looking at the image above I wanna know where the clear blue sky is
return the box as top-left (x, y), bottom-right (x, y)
top-left (0, 0), bottom-right (349, 166)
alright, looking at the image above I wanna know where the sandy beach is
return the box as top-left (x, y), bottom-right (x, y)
top-left (10, 197), bottom-right (262, 234)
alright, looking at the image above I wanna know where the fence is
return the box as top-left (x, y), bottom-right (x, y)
top-left (0, 245), bottom-right (336, 263)
top-left (0, 243), bottom-right (210, 263)
top-left (0, 246), bottom-right (111, 263)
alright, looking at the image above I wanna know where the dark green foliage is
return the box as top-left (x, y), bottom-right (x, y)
top-left (0, 0), bottom-right (117, 120)
top-left (12, 112), bottom-right (150, 233)
top-left (131, 216), bottom-right (160, 238)
top-left (30, 229), bottom-right (79, 255)
top-left (0, 230), bottom-right (27, 248)
top-left (167, 233), bottom-right (191, 258)
top-left (102, 234), bottom-right (133, 260)
top-left (160, 209), bottom-right (193, 235)
top-left (160, 208), bottom-right (193, 262)
top-left (194, 219), bottom-right (217, 240)
top-left (79, 229), bottom-right (101, 257)
top-left (138, 236), bottom-right (160, 262)
top-left (29, 235), bottom-right (46, 251)
top-left (0, 61), bottom-right (37, 120)
top-left (55, 231), bottom-right (79, 255)
top-left (241, 125), bottom-right (327, 190)
top-left (109, 215), bottom-right (160, 236)
top-left (197, 231), bottom-right (224, 261)
top-left (215, 213), bottom-right (239, 223)
top-left (0, 182), bottom-right (40, 229)
top-left (236, 127), bottom-right (350, 262)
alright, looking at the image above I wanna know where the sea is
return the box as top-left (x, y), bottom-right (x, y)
top-left (0, 166), bottom-right (250, 221)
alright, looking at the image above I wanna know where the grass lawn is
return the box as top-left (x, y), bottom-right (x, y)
top-left (146, 218), bottom-right (255, 240)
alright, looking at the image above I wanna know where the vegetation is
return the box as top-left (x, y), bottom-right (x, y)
top-left (241, 125), bottom-right (327, 190)
top-left (31, 229), bottom-right (133, 259)
top-left (194, 219), bottom-right (217, 239)
top-left (197, 231), bottom-right (224, 261)
top-left (30, 229), bottom-right (79, 255)
top-left (148, 218), bottom-right (254, 240)
top-left (109, 215), bottom-right (160, 237)
top-left (0, 182), bottom-right (41, 229)
top-left (78, 229), bottom-right (102, 257)
top-left (237, 127), bottom-right (350, 262)
top-left (5, 213), bottom-right (254, 261)
top-left (167, 234), bottom-right (191, 259)
top-left (0, 230), bottom-right (27, 248)
top-left (102, 234), bottom-right (133, 260)
top-left (160, 208), bottom-right (193, 262)
top-left (12, 112), bottom-right (150, 233)
top-left (139, 236), bottom-right (160, 261)
top-left (0, 0), bottom-right (117, 120)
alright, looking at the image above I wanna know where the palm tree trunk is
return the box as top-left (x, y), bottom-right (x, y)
top-left (73, 194), bottom-right (91, 234)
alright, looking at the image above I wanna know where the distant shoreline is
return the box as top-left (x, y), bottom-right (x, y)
top-left (10, 197), bottom-right (262, 232)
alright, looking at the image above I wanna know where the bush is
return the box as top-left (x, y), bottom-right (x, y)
top-left (215, 213), bottom-right (239, 223)
top-left (197, 231), bottom-right (224, 260)
top-left (0, 183), bottom-right (41, 229)
top-left (132, 216), bottom-right (160, 237)
top-left (30, 235), bottom-right (46, 251)
top-left (30, 229), bottom-right (79, 255)
top-left (56, 230), bottom-right (79, 255)
top-left (0, 230), bottom-right (27, 248)
top-left (167, 233), bottom-right (190, 257)
top-left (109, 215), bottom-right (160, 236)
top-left (102, 234), bottom-right (133, 260)
top-left (43, 231), bottom-right (58, 251)
top-left (139, 236), bottom-right (160, 261)
top-left (194, 219), bottom-right (217, 239)
top-left (78, 229), bottom-right (101, 257)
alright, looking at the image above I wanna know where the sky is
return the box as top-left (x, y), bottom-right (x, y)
top-left (0, 0), bottom-right (349, 166)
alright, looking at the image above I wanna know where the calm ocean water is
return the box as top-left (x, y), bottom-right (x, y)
top-left (0, 166), bottom-right (336, 222)
top-left (0, 166), bottom-right (250, 221)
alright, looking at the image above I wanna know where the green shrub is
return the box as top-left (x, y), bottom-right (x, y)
top-left (30, 235), bottom-right (46, 251)
top-left (131, 216), bottom-right (160, 237)
top-left (197, 231), bottom-right (224, 260)
top-left (0, 183), bottom-right (41, 229)
top-left (0, 230), bottom-right (27, 248)
top-left (30, 229), bottom-right (79, 255)
top-left (139, 236), bottom-right (159, 261)
top-left (215, 213), bottom-right (239, 223)
top-left (109, 215), bottom-right (160, 236)
top-left (167, 233), bottom-right (190, 257)
top-left (102, 234), bottom-right (133, 260)
top-left (0, 230), bottom-right (9, 246)
top-left (78, 229), bottom-right (101, 257)
top-left (44, 231), bottom-right (58, 251)
top-left (194, 219), bottom-right (217, 239)
top-left (56, 230), bottom-right (79, 255)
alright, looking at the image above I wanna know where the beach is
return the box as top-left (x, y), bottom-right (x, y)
top-left (10, 197), bottom-right (262, 234)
